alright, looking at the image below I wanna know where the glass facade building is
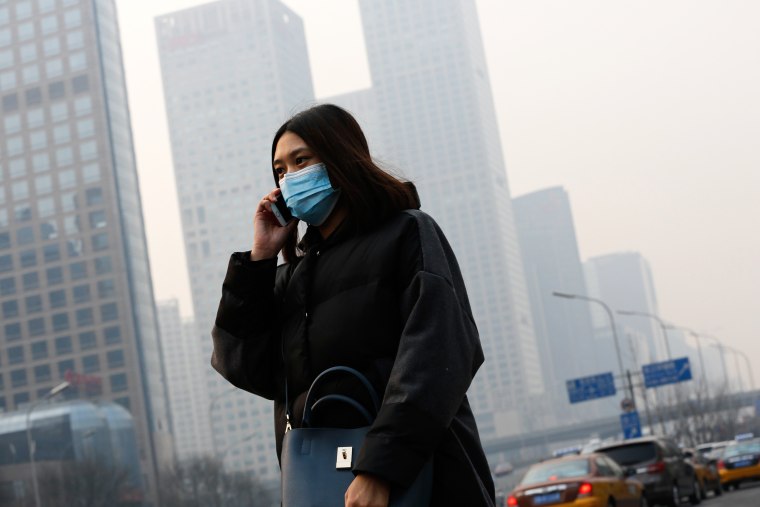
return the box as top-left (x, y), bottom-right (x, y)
top-left (155, 0), bottom-right (314, 483)
top-left (0, 0), bottom-right (171, 502)
top-left (0, 400), bottom-right (141, 503)
top-left (328, 0), bottom-right (546, 437)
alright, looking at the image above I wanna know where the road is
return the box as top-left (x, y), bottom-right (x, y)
top-left (692, 482), bottom-right (759, 507)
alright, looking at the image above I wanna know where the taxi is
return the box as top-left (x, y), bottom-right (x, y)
top-left (507, 454), bottom-right (644, 507)
top-left (717, 437), bottom-right (760, 491)
top-left (682, 447), bottom-right (722, 497)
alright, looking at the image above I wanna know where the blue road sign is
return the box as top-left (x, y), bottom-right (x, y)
top-left (621, 411), bottom-right (642, 439)
top-left (642, 357), bottom-right (692, 388)
top-left (566, 372), bottom-right (616, 404)
top-left (755, 398), bottom-right (760, 418)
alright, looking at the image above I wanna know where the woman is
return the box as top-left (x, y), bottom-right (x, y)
top-left (211, 104), bottom-right (495, 506)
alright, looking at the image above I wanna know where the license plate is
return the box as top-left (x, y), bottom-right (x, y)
top-left (732, 460), bottom-right (751, 468)
top-left (533, 492), bottom-right (561, 505)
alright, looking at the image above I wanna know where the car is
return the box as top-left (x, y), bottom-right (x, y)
top-left (594, 436), bottom-right (701, 506)
top-left (681, 447), bottom-right (722, 498)
top-left (695, 440), bottom-right (731, 461)
top-left (717, 437), bottom-right (760, 491)
top-left (506, 453), bottom-right (645, 507)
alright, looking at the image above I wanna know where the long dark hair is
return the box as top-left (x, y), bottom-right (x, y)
top-left (272, 104), bottom-right (420, 261)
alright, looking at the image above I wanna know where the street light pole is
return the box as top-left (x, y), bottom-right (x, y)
top-left (552, 292), bottom-right (633, 403)
top-left (729, 347), bottom-right (756, 391)
top-left (665, 326), bottom-right (709, 399)
top-left (25, 381), bottom-right (70, 507)
top-left (617, 310), bottom-right (672, 360)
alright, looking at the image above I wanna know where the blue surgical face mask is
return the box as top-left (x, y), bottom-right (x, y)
top-left (279, 163), bottom-right (341, 226)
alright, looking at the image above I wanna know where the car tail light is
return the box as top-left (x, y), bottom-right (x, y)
top-left (578, 482), bottom-right (593, 496)
top-left (646, 461), bottom-right (666, 474)
top-left (507, 494), bottom-right (518, 506)
top-left (717, 460), bottom-right (725, 470)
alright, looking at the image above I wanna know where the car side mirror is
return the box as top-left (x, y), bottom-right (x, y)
top-left (624, 467), bottom-right (636, 477)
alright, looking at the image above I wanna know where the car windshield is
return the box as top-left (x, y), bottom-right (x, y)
top-left (520, 459), bottom-right (590, 485)
top-left (723, 441), bottom-right (760, 458)
top-left (598, 443), bottom-right (657, 466)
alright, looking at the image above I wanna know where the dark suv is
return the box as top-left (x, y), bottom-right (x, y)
top-left (596, 437), bottom-right (701, 506)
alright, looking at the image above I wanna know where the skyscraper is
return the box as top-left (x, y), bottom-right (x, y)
top-left (334, 0), bottom-right (546, 436)
top-left (513, 186), bottom-right (602, 422)
top-left (0, 0), bottom-right (171, 500)
top-left (156, 300), bottom-right (210, 462)
top-left (155, 0), bottom-right (314, 482)
top-left (584, 252), bottom-right (663, 365)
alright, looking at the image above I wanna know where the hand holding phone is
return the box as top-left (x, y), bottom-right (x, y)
top-left (270, 193), bottom-right (293, 226)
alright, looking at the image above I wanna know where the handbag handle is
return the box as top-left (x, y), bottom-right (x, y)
top-left (302, 366), bottom-right (381, 428)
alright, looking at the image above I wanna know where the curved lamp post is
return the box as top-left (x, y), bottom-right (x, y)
top-left (552, 292), bottom-right (633, 402)
top-left (26, 381), bottom-right (70, 507)
top-left (617, 310), bottom-right (672, 360)
top-left (665, 325), bottom-right (709, 398)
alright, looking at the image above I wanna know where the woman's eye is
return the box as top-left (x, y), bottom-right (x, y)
top-left (274, 167), bottom-right (284, 175)
top-left (295, 156), bottom-right (307, 165)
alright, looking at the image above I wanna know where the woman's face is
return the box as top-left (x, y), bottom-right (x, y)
top-left (272, 131), bottom-right (323, 181)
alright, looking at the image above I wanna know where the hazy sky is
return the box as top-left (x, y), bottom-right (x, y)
top-left (114, 1), bottom-right (760, 379)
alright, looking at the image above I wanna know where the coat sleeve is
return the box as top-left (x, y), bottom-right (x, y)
top-left (210, 252), bottom-right (287, 400)
top-left (353, 211), bottom-right (485, 487)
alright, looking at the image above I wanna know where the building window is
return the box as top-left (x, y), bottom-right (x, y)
top-left (55, 335), bottom-right (73, 355)
top-left (56, 146), bottom-right (73, 166)
top-left (58, 359), bottom-right (75, 378)
top-left (46, 267), bottom-right (63, 285)
top-left (0, 276), bottom-right (15, 295)
top-left (2, 112), bottom-right (20, 133)
top-left (37, 197), bottom-right (54, 217)
top-left (31, 341), bottom-right (48, 360)
top-left (22, 272), bottom-right (40, 290)
top-left (48, 289), bottom-right (66, 308)
top-left (2, 93), bottom-right (18, 112)
top-left (44, 37), bottom-right (60, 56)
top-left (82, 163), bottom-right (99, 182)
top-left (6, 135), bottom-right (22, 155)
top-left (58, 169), bottom-right (76, 189)
top-left (2, 300), bottom-right (18, 318)
top-left (34, 365), bottom-right (52, 382)
top-left (72, 284), bottom-right (90, 303)
top-left (11, 369), bottom-right (27, 387)
top-left (97, 279), bottom-right (115, 298)
top-left (43, 244), bottom-right (61, 263)
top-left (25, 295), bottom-right (43, 313)
top-left (69, 261), bottom-right (86, 280)
top-left (72, 74), bottom-right (88, 93)
top-left (69, 51), bottom-right (86, 71)
top-left (20, 249), bottom-right (37, 268)
top-left (40, 221), bottom-right (58, 240)
top-left (75, 308), bottom-right (93, 326)
top-left (100, 303), bottom-right (118, 322)
top-left (4, 323), bottom-right (22, 341)
top-left (14, 392), bottom-right (30, 406)
top-left (104, 326), bottom-right (121, 344)
top-left (10, 158), bottom-right (27, 177)
top-left (86, 188), bottom-right (103, 206)
top-left (78, 331), bottom-right (96, 350)
top-left (82, 354), bottom-right (99, 373)
top-left (28, 317), bottom-right (45, 336)
top-left (80, 140), bottom-right (97, 160)
top-left (48, 80), bottom-right (65, 99)
top-left (17, 227), bottom-right (34, 245)
top-left (74, 95), bottom-right (91, 115)
top-left (33, 153), bottom-right (50, 172)
top-left (67, 30), bottom-right (84, 49)
top-left (52, 313), bottom-right (70, 332)
top-left (50, 102), bottom-right (67, 122)
top-left (94, 256), bottom-right (112, 274)
top-left (12, 205), bottom-right (30, 222)
top-left (64, 9), bottom-right (82, 28)
top-left (7, 345), bottom-right (24, 365)
top-left (89, 210), bottom-right (106, 229)
top-left (0, 254), bottom-right (12, 272)
top-left (91, 233), bottom-right (108, 251)
top-left (22, 64), bottom-right (39, 84)
top-left (41, 14), bottom-right (58, 34)
top-left (106, 350), bottom-right (125, 369)
top-left (110, 373), bottom-right (127, 392)
top-left (53, 124), bottom-right (71, 144)
top-left (29, 129), bottom-right (46, 148)
top-left (11, 181), bottom-right (30, 200)
top-left (35, 174), bottom-right (53, 194)
top-left (77, 119), bottom-right (94, 138)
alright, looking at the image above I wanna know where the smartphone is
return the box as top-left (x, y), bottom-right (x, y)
top-left (270, 194), bottom-right (293, 226)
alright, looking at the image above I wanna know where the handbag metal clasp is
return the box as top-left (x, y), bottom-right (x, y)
top-left (336, 447), bottom-right (353, 469)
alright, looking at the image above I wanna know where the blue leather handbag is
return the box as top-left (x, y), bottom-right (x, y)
top-left (281, 366), bottom-right (433, 506)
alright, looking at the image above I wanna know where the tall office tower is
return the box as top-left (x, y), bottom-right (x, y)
top-left (0, 0), bottom-right (171, 501)
top-left (584, 252), bottom-right (664, 365)
top-left (155, 0), bottom-right (314, 483)
top-left (342, 0), bottom-right (544, 437)
top-left (513, 187), bottom-right (602, 423)
top-left (157, 300), bottom-right (211, 462)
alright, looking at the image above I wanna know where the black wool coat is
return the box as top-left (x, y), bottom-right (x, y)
top-left (211, 210), bottom-right (495, 505)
